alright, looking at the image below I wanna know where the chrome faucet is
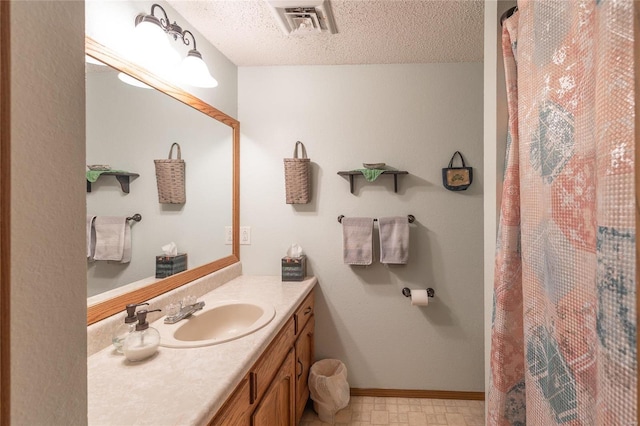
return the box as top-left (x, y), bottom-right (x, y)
top-left (164, 299), bottom-right (205, 324)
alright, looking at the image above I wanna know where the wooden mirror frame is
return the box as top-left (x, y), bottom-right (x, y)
top-left (1, 1), bottom-right (10, 422)
top-left (85, 36), bottom-right (240, 325)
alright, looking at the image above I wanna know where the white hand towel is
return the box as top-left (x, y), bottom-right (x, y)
top-left (86, 215), bottom-right (96, 260)
top-left (342, 217), bottom-right (374, 265)
top-left (120, 222), bottom-right (132, 264)
top-left (93, 216), bottom-right (127, 261)
top-left (379, 216), bottom-right (410, 264)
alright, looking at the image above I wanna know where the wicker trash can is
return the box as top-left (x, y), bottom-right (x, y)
top-left (154, 142), bottom-right (186, 204)
top-left (284, 141), bottom-right (310, 204)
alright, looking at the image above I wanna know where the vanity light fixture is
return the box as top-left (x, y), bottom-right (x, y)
top-left (130, 3), bottom-right (218, 88)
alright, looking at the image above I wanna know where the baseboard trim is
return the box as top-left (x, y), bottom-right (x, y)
top-left (350, 388), bottom-right (485, 401)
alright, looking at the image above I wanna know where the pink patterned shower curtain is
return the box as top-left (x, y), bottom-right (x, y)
top-left (489, 1), bottom-right (636, 425)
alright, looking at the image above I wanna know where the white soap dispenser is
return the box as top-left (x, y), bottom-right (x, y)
top-left (123, 309), bottom-right (162, 362)
top-left (112, 302), bottom-right (149, 353)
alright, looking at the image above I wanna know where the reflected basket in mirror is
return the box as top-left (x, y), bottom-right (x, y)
top-left (154, 142), bottom-right (186, 204)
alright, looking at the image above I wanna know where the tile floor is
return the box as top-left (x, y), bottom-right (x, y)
top-left (299, 396), bottom-right (485, 426)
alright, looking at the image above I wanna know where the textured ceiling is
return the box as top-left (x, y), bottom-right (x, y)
top-left (167, 0), bottom-right (485, 66)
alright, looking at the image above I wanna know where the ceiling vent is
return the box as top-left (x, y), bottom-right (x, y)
top-left (265, 0), bottom-right (337, 35)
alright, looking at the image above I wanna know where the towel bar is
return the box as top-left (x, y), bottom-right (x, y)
top-left (127, 214), bottom-right (142, 222)
top-left (337, 214), bottom-right (415, 224)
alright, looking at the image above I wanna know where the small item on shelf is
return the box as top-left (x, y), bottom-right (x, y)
top-left (87, 164), bottom-right (111, 171)
top-left (442, 151), bottom-right (473, 191)
top-left (357, 168), bottom-right (384, 182)
top-left (86, 168), bottom-right (128, 183)
top-left (362, 163), bottom-right (385, 169)
top-left (284, 141), bottom-right (311, 204)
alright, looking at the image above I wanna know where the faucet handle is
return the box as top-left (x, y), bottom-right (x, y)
top-left (164, 302), bottom-right (180, 318)
top-left (181, 295), bottom-right (197, 307)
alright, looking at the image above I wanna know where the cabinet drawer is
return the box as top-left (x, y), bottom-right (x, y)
top-left (251, 317), bottom-right (295, 404)
top-left (208, 375), bottom-right (251, 426)
top-left (294, 290), bottom-right (315, 335)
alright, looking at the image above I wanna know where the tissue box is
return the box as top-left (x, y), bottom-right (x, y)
top-left (155, 253), bottom-right (188, 278)
top-left (282, 255), bottom-right (306, 281)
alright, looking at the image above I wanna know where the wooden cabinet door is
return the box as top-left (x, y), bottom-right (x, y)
top-left (209, 376), bottom-right (251, 426)
top-left (294, 315), bottom-right (315, 424)
top-left (251, 349), bottom-right (295, 426)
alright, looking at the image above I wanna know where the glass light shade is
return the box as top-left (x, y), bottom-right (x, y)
top-left (133, 18), bottom-right (181, 74)
top-left (179, 50), bottom-right (218, 88)
top-left (134, 19), bottom-right (170, 55)
top-left (117, 72), bottom-right (153, 89)
top-left (85, 55), bottom-right (106, 66)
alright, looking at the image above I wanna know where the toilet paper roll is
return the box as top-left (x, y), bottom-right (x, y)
top-left (410, 289), bottom-right (429, 306)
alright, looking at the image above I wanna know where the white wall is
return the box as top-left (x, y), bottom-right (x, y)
top-left (483, 0), bottom-right (516, 395)
top-left (239, 64), bottom-right (484, 391)
top-left (86, 69), bottom-right (232, 296)
top-left (10, 1), bottom-right (87, 424)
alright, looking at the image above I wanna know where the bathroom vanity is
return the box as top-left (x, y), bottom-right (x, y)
top-left (211, 289), bottom-right (314, 425)
top-left (87, 273), bottom-right (316, 425)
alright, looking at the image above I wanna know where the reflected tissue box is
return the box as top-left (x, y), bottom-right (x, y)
top-left (282, 255), bottom-right (306, 281)
top-left (155, 253), bottom-right (188, 278)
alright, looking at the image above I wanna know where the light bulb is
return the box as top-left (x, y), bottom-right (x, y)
top-left (134, 20), bottom-right (170, 56)
top-left (133, 18), bottom-right (181, 77)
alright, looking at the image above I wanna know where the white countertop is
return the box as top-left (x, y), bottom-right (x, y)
top-left (88, 275), bottom-right (317, 426)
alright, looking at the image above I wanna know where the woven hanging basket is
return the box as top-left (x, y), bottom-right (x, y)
top-left (154, 143), bottom-right (186, 204)
top-left (284, 141), bottom-right (311, 204)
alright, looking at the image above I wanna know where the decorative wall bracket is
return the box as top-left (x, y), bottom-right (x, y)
top-left (86, 172), bottom-right (140, 193)
top-left (337, 170), bottom-right (408, 194)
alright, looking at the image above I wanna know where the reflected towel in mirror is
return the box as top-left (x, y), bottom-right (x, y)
top-left (87, 215), bottom-right (96, 260)
top-left (93, 216), bottom-right (131, 263)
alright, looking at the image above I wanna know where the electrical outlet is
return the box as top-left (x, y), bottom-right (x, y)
top-left (240, 226), bottom-right (251, 245)
top-left (224, 226), bottom-right (232, 245)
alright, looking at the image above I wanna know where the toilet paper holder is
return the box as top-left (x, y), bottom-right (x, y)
top-left (402, 287), bottom-right (435, 298)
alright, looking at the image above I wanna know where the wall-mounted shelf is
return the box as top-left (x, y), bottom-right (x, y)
top-left (87, 172), bottom-right (140, 194)
top-left (337, 170), bottom-right (408, 194)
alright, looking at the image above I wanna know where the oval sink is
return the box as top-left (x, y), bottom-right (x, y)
top-left (157, 300), bottom-right (275, 348)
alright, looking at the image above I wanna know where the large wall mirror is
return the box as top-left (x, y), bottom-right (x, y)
top-left (86, 36), bottom-right (239, 325)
